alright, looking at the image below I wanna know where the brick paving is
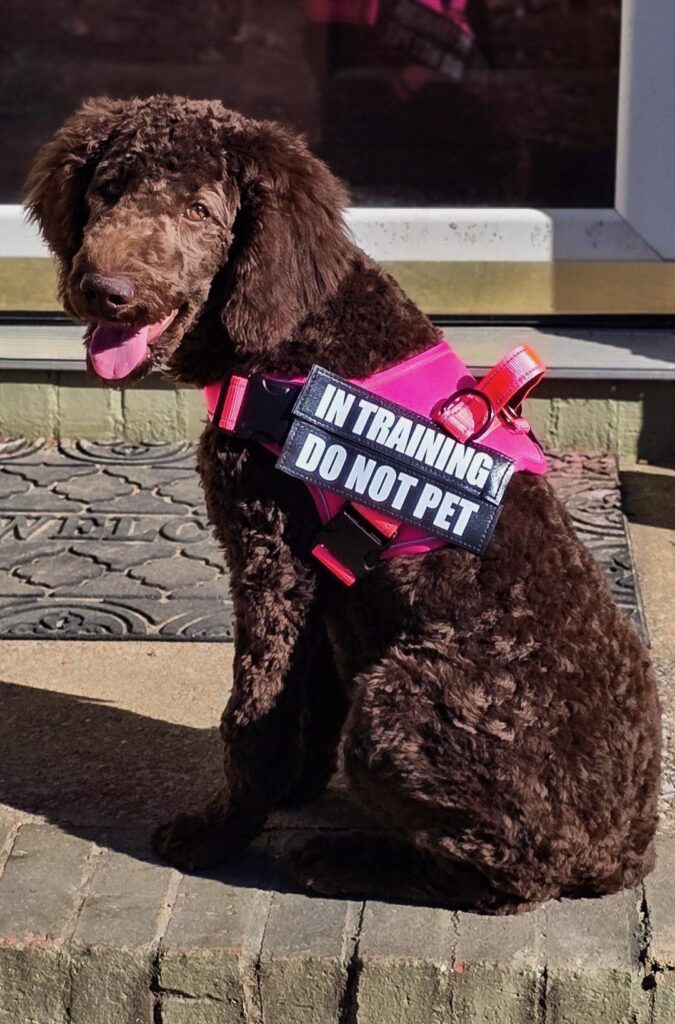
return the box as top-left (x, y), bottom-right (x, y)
top-left (0, 814), bottom-right (672, 1023)
top-left (0, 455), bottom-right (672, 1023)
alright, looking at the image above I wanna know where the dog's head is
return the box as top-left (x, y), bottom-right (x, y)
top-left (25, 96), bottom-right (352, 383)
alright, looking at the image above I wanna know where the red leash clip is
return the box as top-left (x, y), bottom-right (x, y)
top-left (432, 345), bottom-right (546, 443)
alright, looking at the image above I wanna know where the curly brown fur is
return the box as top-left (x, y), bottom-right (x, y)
top-left (27, 96), bottom-right (661, 912)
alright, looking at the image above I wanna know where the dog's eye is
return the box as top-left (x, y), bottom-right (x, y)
top-left (185, 202), bottom-right (210, 222)
top-left (98, 180), bottom-right (124, 202)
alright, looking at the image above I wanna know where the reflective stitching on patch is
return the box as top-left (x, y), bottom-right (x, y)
top-left (277, 421), bottom-right (501, 556)
top-left (291, 366), bottom-right (515, 506)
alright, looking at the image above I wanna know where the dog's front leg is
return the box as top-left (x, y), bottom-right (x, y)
top-left (152, 512), bottom-right (322, 871)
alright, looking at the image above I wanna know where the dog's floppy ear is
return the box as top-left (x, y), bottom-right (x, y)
top-left (25, 97), bottom-right (130, 267)
top-left (222, 121), bottom-right (353, 352)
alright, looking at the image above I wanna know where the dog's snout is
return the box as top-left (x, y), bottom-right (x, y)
top-left (81, 272), bottom-right (135, 313)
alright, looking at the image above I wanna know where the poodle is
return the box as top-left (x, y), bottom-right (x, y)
top-left (26, 95), bottom-right (661, 913)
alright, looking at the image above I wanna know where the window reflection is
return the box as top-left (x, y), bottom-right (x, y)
top-left (2, 0), bottom-right (621, 206)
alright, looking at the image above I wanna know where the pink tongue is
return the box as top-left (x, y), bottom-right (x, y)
top-left (89, 324), bottom-right (150, 381)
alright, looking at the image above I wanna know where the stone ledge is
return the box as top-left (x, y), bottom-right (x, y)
top-left (0, 821), bottom-right (673, 1024)
top-left (2, 323), bottom-right (675, 379)
top-left (1, 372), bottom-right (673, 461)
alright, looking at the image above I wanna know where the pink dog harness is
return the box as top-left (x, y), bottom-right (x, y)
top-left (203, 342), bottom-right (547, 585)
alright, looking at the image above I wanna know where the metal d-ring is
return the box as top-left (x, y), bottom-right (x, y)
top-left (441, 387), bottom-right (495, 441)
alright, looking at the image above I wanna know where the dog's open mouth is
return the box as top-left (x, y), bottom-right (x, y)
top-left (88, 309), bottom-right (180, 381)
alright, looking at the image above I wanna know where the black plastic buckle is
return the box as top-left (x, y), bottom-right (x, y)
top-left (313, 506), bottom-right (388, 583)
top-left (232, 374), bottom-right (302, 445)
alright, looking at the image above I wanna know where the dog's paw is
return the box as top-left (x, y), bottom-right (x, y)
top-left (151, 809), bottom-right (248, 872)
top-left (284, 835), bottom-right (350, 897)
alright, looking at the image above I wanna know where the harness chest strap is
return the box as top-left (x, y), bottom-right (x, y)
top-left (203, 343), bottom-right (546, 584)
top-left (432, 344), bottom-right (545, 441)
top-left (207, 372), bottom-right (400, 584)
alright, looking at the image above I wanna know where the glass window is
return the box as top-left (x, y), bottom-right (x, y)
top-left (2, 0), bottom-right (621, 206)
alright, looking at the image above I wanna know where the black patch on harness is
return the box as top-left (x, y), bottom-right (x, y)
top-left (290, 365), bottom-right (514, 500)
top-left (277, 420), bottom-right (502, 555)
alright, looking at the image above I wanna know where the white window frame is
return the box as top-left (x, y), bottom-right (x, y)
top-left (1, 0), bottom-right (672, 271)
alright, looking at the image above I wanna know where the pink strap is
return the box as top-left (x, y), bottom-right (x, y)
top-left (432, 345), bottom-right (546, 444)
top-left (218, 375), bottom-right (248, 432)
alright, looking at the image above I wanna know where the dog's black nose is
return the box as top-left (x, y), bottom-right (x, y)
top-left (81, 273), bottom-right (135, 313)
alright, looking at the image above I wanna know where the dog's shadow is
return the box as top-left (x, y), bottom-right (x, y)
top-left (0, 677), bottom-right (372, 892)
top-left (0, 677), bottom-right (609, 913)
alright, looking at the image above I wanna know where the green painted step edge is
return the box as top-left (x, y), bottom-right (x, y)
top-left (0, 373), bottom-right (673, 461)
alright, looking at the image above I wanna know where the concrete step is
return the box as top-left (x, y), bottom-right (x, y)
top-left (0, 322), bottom-right (674, 459)
top-left (1, 319), bottom-right (674, 378)
top-left (0, 460), bottom-right (673, 1022)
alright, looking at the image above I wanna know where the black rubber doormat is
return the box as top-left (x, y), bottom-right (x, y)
top-left (0, 441), bottom-right (642, 641)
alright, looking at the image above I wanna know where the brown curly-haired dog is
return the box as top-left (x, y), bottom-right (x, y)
top-left (26, 96), bottom-right (661, 913)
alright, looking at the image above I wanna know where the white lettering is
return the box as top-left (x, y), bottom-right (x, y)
top-left (322, 388), bottom-right (354, 427)
top-left (366, 407), bottom-right (396, 444)
top-left (433, 493), bottom-right (459, 531)
top-left (318, 444), bottom-right (347, 482)
top-left (314, 383), bottom-right (336, 420)
top-left (444, 442), bottom-right (474, 481)
top-left (434, 436), bottom-right (456, 472)
top-left (352, 399), bottom-right (379, 436)
top-left (415, 428), bottom-right (446, 468)
top-left (390, 472), bottom-right (419, 509)
top-left (295, 432), bottom-right (325, 472)
top-left (453, 497), bottom-right (480, 536)
top-left (344, 454), bottom-right (377, 493)
top-left (412, 483), bottom-right (443, 519)
top-left (386, 416), bottom-right (413, 454)
top-left (465, 452), bottom-right (493, 490)
top-left (405, 423), bottom-right (427, 459)
top-left (368, 465), bottom-right (397, 502)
